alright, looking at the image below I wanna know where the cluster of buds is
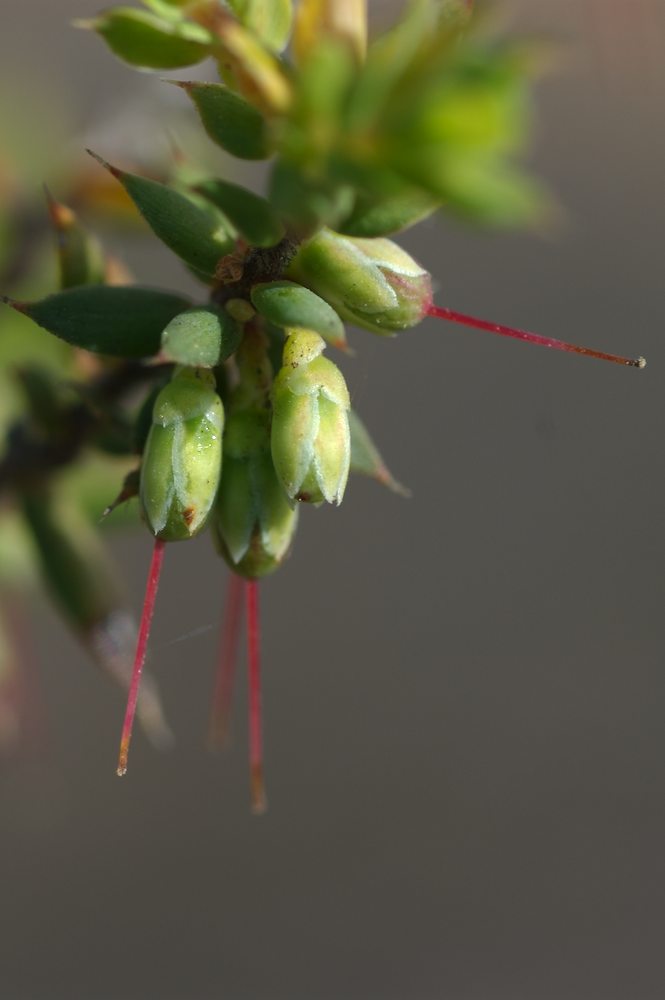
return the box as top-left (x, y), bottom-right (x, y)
top-left (0, 0), bottom-right (645, 810)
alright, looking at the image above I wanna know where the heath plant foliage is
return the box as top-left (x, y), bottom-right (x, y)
top-left (0, 0), bottom-right (645, 810)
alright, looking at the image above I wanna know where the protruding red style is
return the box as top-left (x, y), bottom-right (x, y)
top-left (246, 579), bottom-right (267, 814)
top-left (427, 304), bottom-right (647, 368)
top-left (116, 537), bottom-right (166, 776)
top-left (209, 573), bottom-right (244, 748)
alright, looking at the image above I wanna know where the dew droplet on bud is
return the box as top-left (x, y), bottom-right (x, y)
top-left (427, 304), bottom-right (646, 368)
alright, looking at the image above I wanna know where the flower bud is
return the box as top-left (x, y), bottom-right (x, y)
top-left (271, 329), bottom-right (350, 504)
top-left (288, 228), bottom-right (432, 334)
top-left (213, 409), bottom-right (298, 579)
top-left (140, 367), bottom-right (224, 541)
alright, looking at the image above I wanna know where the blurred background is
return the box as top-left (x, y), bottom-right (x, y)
top-left (0, 1), bottom-right (663, 998)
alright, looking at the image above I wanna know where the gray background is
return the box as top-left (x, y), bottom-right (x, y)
top-left (1, 1), bottom-right (664, 998)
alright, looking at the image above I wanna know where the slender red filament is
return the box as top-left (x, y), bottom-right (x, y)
top-left (208, 573), bottom-right (244, 749)
top-left (116, 537), bottom-right (166, 776)
top-left (427, 304), bottom-right (646, 368)
top-left (246, 579), bottom-right (266, 814)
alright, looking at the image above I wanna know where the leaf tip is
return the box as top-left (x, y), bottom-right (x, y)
top-left (44, 185), bottom-right (75, 230)
top-left (331, 337), bottom-right (355, 356)
top-left (71, 16), bottom-right (97, 31)
top-left (0, 294), bottom-right (27, 314)
top-left (166, 79), bottom-right (193, 92)
top-left (86, 148), bottom-right (119, 178)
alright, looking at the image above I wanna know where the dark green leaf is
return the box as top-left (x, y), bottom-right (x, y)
top-left (175, 82), bottom-right (272, 160)
top-left (88, 152), bottom-right (234, 278)
top-left (195, 179), bottom-right (284, 247)
top-left (2, 286), bottom-right (191, 358)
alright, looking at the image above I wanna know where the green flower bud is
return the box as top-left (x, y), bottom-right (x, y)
top-left (140, 367), bottom-right (224, 541)
top-left (271, 329), bottom-right (350, 504)
top-left (288, 228), bottom-right (432, 334)
top-left (213, 410), bottom-right (298, 579)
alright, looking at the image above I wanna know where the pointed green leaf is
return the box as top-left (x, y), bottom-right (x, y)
top-left (268, 159), bottom-right (354, 235)
top-left (227, 0), bottom-right (293, 53)
top-left (46, 193), bottom-right (106, 288)
top-left (195, 179), bottom-right (284, 247)
top-left (160, 306), bottom-right (242, 367)
top-left (21, 491), bottom-right (124, 634)
top-left (2, 286), bottom-right (191, 358)
top-left (251, 281), bottom-right (347, 350)
top-left (76, 7), bottom-right (212, 70)
top-left (349, 409), bottom-right (410, 495)
top-left (175, 82), bottom-right (272, 160)
top-left (89, 152), bottom-right (234, 278)
top-left (340, 188), bottom-right (440, 237)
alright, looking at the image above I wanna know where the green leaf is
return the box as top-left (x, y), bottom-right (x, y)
top-left (348, 0), bottom-right (437, 129)
top-left (140, 0), bottom-right (190, 19)
top-left (415, 153), bottom-right (546, 226)
top-left (2, 286), bottom-right (191, 358)
top-left (21, 491), bottom-right (124, 634)
top-left (88, 152), bottom-right (234, 278)
top-left (195, 179), bottom-right (284, 247)
top-left (349, 409), bottom-right (410, 495)
top-left (269, 159), bottom-right (355, 235)
top-left (251, 281), bottom-right (347, 350)
top-left (340, 188), bottom-right (440, 237)
top-left (175, 82), bottom-right (272, 160)
top-left (76, 7), bottom-right (212, 70)
top-left (45, 192), bottom-right (106, 289)
top-left (227, 0), bottom-right (293, 52)
top-left (161, 306), bottom-right (242, 367)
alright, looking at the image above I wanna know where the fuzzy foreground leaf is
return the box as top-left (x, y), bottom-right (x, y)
top-left (226, 0), bottom-right (293, 53)
top-left (3, 286), bottom-right (191, 358)
top-left (89, 152), bottom-right (234, 278)
top-left (160, 306), bottom-right (242, 367)
top-left (176, 82), bottom-right (272, 160)
top-left (340, 188), bottom-right (440, 237)
top-left (77, 7), bottom-right (212, 69)
top-left (251, 281), bottom-right (347, 350)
